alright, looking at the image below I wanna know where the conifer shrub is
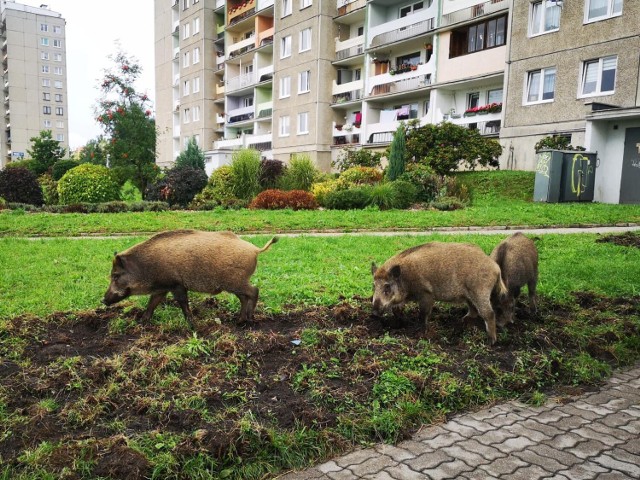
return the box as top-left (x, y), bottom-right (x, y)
top-left (249, 189), bottom-right (318, 210)
top-left (0, 167), bottom-right (44, 205)
top-left (57, 164), bottom-right (120, 204)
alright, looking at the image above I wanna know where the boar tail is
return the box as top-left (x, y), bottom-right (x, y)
top-left (257, 236), bottom-right (279, 254)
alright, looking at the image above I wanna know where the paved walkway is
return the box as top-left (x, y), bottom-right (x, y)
top-left (278, 364), bottom-right (640, 479)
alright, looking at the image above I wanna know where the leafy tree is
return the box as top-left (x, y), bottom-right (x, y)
top-left (95, 50), bottom-right (158, 195)
top-left (175, 136), bottom-right (206, 170)
top-left (26, 130), bottom-right (66, 175)
top-left (405, 122), bottom-right (502, 175)
top-left (76, 137), bottom-right (109, 165)
top-left (332, 146), bottom-right (382, 172)
top-left (386, 125), bottom-right (407, 181)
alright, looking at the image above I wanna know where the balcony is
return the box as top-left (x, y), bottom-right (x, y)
top-left (331, 79), bottom-right (363, 105)
top-left (448, 112), bottom-right (502, 136)
top-left (227, 105), bottom-right (255, 124)
top-left (332, 122), bottom-right (361, 146)
top-left (228, 0), bottom-right (256, 27)
top-left (216, 113), bottom-right (225, 124)
top-left (336, 0), bottom-right (366, 18)
top-left (228, 36), bottom-right (256, 59)
top-left (214, 133), bottom-right (272, 151)
top-left (257, 65), bottom-right (274, 83)
top-left (441, 0), bottom-right (507, 28)
top-left (257, 0), bottom-right (274, 11)
top-left (369, 17), bottom-right (435, 49)
top-left (367, 111), bottom-right (425, 144)
top-left (226, 71), bottom-right (257, 93)
top-left (216, 82), bottom-right (225, 95)
top-left (334, 35), bottom-right (364, 63)
top-left (215, 137), bottom-right (244, 149)
top-left (215, 0), bottom-right (225, 9)
top-left (368, 63), bottom-right (433, 97)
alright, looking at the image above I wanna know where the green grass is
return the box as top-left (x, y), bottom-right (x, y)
top-left (1, 172), bottom-right (639, 237)
top-left (1, 233), bottom-right (638, 318)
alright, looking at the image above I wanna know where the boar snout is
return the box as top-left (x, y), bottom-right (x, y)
top-left (102, 287), bottom-right (129, 306)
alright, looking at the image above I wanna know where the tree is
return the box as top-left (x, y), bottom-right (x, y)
top-left (175, 136), bottom-right (205, 170)
top-left (75, 137), bottom-right (109, 165)
top-left (27, 130), bottom-right (66, 175)
top-left (386, 125), bottom-right (407, 181)
top-left (95, 49), bottom-right (158, 195)
top-left (405, 122), bottom-right (502, 175)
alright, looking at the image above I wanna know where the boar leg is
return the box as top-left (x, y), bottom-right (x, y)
top-left (418, 296), bottom-right (435, 328)
top-left (171, 286), bottom-right (194, 329)
top-left (462, 303), bottom-right (479, 322)
top-left (528, 281), bottom-right (538, 313)
top-left (234, 284), bottom-right (259, 324)
top-left (141, 292), bottom-right (168, 323)
top-left (475, 299), bottom-right (498, 345)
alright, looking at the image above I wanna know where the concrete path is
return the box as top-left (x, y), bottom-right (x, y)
top-left (278, 363), bottom-right (640, 479)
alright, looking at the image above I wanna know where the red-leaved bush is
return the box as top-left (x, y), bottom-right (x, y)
top-left (249, 189), bottom-right (318, 210)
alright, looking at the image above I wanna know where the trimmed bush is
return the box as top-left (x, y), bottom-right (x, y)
top-left (399, 163), bottom-right (440, 202)
top-left (146, 167), bottom-right (208, 207)
top-left (387, 180), bottom-right (418, 209)
top-left (249, 189), bottom-right (318, 210)
top-left (120, 180), bottom-right (143, 202)
top-left (323, 187), bottom-right (370, 210)
top-left (95, 201), bottom-right (129, 213)
top-left (38, 173), bottom-right (59, 205)
top-left (279, 154), bottom-right (319, 191)
top-left (338, 166), bottom-right (383, 186)
top-left (51, 159), bottom-right (80, 181)
top-left (430, 196), bottom-right (466, 211)
top-left (0, 167), bottom-right (44, 205)
top-left (230, 149), bottom-right (262, 201)
top-left (311, 179), bottom-right (341, 207)
top-left (5, 159), bottom-right (37, 173)
top-left (191, 165), bottom-right (238, 208)
top-left (57, 164), bottom-right (120, 204)
top-left (259, 159), bottom-right (286, 190)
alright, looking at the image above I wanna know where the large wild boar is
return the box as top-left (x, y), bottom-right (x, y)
top-left (371, 242), bottom-right (507, 345)
top-left (490, 232), bottom-right (539, 325)
top-left (102, 230), bottom-right (278, 327)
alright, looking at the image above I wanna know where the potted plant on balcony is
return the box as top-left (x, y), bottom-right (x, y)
top-left (464, 106), bottom-right (478, 117)
top-left (389, 69), bottom-right (396, 75)
top-left (410, 64), bottom-right (418, 71)
top-left (344, 123), bottom-right (353, 132)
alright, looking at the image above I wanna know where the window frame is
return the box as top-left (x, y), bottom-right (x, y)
top-left (192, 76), bottom-right (200, 93)
top-left (299, 70), bottom-right (311, 94)
top-left (524, 67), bottom-right (556, 105)
top-left (193, 47), bottom-right (200, 64)
top-left (529, 0), bottom-right (561, 37)
top-left (43, 106), bottom-right (52, 115)
top-left (300, 0), bottom-right (312, 9)
top-left (281, 35), bottom-right (292, 59)
top-left (193, 105), bottom-right (200, 122)
top-left (53, 39), bottom-right (62, 48)
top-left (297, 111), bottom-right (309, 135)
top-left (279, 115), bottom-right (290, 137)
top-left (55, 106), bottom-right (64, 116)
top-left (584, 0), bottom-right (623, 23)
top-left (279, 75), bottom-right (291, 98)
top-left (579, 55), bottom-right (617, 97)
top-left (282, 0), bottom-right (292, 17)
top-left (193, 17), bottom-right (200, 35)
top-left (450, 14), bottom-right (507, 58)
top-left (299, 27), bottom-right (311, 53)
top-left (183, 79), bottom-right (190, 96)
top-left (54, 66), bottom-right (63, 75)
top-left (41, 37), bottom-right (49, 46)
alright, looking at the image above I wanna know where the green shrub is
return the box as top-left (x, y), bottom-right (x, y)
top-left (95, 201), bottom-right (129, 213)
top-left (388, 180), bottom-right (418, 209)
top-left (279, 154), bottom-right (319, 191)
top-left (332, 146), bottom-right (382, 172)
top-left (534, 135), bottom-right (586, 153)
top-left (191, 165), bottom-right (238, 208)
top-left (386, 125), bottom-right (407, 181)
top-left (165, 167), bottom-right (209, 207)
top-left (175, 136), bottom-right (206, 170)
top-left (120, 180), bottom-right (143, 202)
top-left (366, 183), bottom-right (397, 210)
top-left (0, 197), bottom-right (6, 210)
top-left (5, 159), bottom-right (37, 173)
top-left (430, 196), bottom-right (466, 211)
top-left (323, 187), bottom-right (370, 210)
top-left (231, 149), bottom-right (262, 201)
top-left (399, 163), bottom-right (440, 202)
top-left (0, 167), bottom-right (44, 205)
top-left (338, 166), bottom-right (383, 186)
top-left (51, 159), bottom-right (80, 181)
top-left (38, 173), bottom-right (59, 205)
top-left (57, 164), bottom-right (120, 204)
top-left (311, 179), bottom-right (341, 207)
top-left (440, 177), bottom-right (471, 204)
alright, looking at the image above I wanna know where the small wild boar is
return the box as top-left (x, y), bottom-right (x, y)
top-left (102, 230), bottom-right (278, 327)
top-left (371, 242), bottom-right (507, 345)
top-left (490, 232), bottom-right (539, 325)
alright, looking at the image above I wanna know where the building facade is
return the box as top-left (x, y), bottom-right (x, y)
top-left (0, 0), bottom-right (69, 168)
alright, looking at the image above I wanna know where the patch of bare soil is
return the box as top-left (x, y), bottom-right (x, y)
top-left (1, 292), bottom-right (639, 478)
top-left (596, 231), bottom-right (640, 248)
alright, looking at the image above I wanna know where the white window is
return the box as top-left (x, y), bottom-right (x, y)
top-left (585, 0), bottom-right (623, 22)
top-left (55, 106), bottom-right (64, 115)
top-left (400, 1), bottom-right (424, 19)
top-left (193, 105), bottom-right (200, 121)
top-left (53, 25), bottom-right (62, 34)
top-left (279, 115), bottom-right (290, 136)
top-left (243, 96), bottom-right (254, 107)
top-left (525, 67), bottom-right (556, 104)
top-left (280, 76), bottom-right (291, 98)
top-left (56, 120), bottom-right (64, 128)
top-left (54, 53), bottom-right (62, 62)
top-left (40, 23), bottom-right (48, 32)
top-left (299, 70), bottom-right (310, 93)
top-left (42, 65), bottom-right (50, 73)
top-left (41, 38), bottom-right (49, 46)
top-left (193, 47), bottom-right (200, 64)
top-left (529, 1), bottom-right (561, 36)
top-left (183, 51), bottom-right (190, 68)
top-left (43, 106), bottom-right (52, 114)
top-left (300, 28), bottom-right (311, 52)
top-left (54, 66), bottom-right (63, 75)
top-left (43, 92), bottom-right (50, 101)
top-left (282, 0), bottom-right (292, 17)
top-left (183, 107), bottom-right (191, 123)
top-left (53, 39), bottom-right (62, 48)
top-left (183, 22), bottom-right (190, 39)
top-left (580, 56), bottom-right (617, 96)
top-left (298, 112), bottom-right (309, 134)
top-left (192, 76), bottom-right (200, 93)
top-left (42, 78), bottom-right (51, 87)
top-left (193, 17), bottom-right (200, 35)
top-left (301, 0), bottom-right (312, 8)
top-left (56, 133), bottom-right (64, 141)
top-left (281, 35), bottom-right (292, 58)
top-left (488, 88), bottom-right (503, 104)
top-left (41, 51), bottom-right (49, 60)
top-left (194, 134), bottom-right (200, 145)
top-left (54, 80), bottom-right (63, 89)
top-left (183, 0), bottom-right (189, 10)
top-left (183, 80), bottom-right (190, 96)
top-left (43, 120), bottom-right (52, 128)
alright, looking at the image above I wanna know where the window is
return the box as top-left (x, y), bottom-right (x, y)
top-left (281, 35), bottom-right (292, 58)
top-left (525, 67), bottom-right (556, 103)
top-left (396, 52), bottom-right (420, 67)
top-left (183, 0), bottom-right (189, 10)
top-left (43, 106), bottom-right (52, 114)
top-left (193, 105), bottom-right (200, 121)
top-left (468, 92), bottom-right (480, 110)
top-left (301, 0), bottom-right (312, 8)
top-left (280, 76), bottom-right (291, 98)
top-left (400, 1), bottom-right (424, 18)
top-left (42, 65), bottom-right (50, 73)
top-left (54, 67), bottom-right (63, 75)
top-left (585, 0), bottom-right (623, 22)
top-left (450, 15), bottom-right (506, 57)
top-left (56, 120), bottom-right (64, 128)
top-left (243, 96), bottom-right (254, 108)
top-left (43, 92), bottom-right (51, 101)
top-left (53, 39), bottom-right (62, 48)
top-left (282, 0), bottom-right (292, 17)
top-left (56, 133), bottom-right (64, 142)
top-left (279, 115), bottom-right (290, 136)
top-left (183, 108), bottom-right (191, 123)
top-left (580, 56), bottom-right (617, 96)
top-left (183, 80), bottom-right (190, 96)
top-left (42, 78), bottom-right (51, 87)
top-left (53, 25), bottom-right (62, 34)
top-left (300, 28), bottom-right (311, 52)
top-left (357, 26), bottom-right (364, 36)
top-left (183, 51), bottom-right (190, 68)
top-left (193, 76), bottom-right (200, 93)
top-left (43, 120), bottom-right (52, 128)
top-left (299, 70), bottom-right (310, 93)
top-left (54, 53), bottom-right (62, 62)
top-left (41, 38), bottom-right (49, 46)
top-left (55, 107), bottom-right (64, 115)
top-left (54, 80), bottom-right (63, 88)
top-left (530, 1), bottom-right (561, 36)
top-left (298, 112), bottom-right (309, 134)
top-left (193, 47), bottom-right (200, 64)
top-left (40, 23), bottom-right (48, 32)
top-left (487, 88), bottom-right (503, 104)
top-left (41, 51), bottom-right (49, 60)
top-left (193, 17), bottom-right (200, 35)
top-left (183, 22), bottom-right (190, 39)
top-left (354, 68), bottom-right (361, 81)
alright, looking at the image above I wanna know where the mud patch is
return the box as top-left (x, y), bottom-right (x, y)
top-left (596, 231), bottom-right (640, 248)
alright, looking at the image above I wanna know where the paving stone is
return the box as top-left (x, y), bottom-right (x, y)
top-left (610, 384), bottom-right (640, 401)
top-left (374, 444), bottom-right (416, 463)
top-left (591, 453), bottom-right (640, 476)
top-left (572, 400), bottom-right (614, 417)
top-left (555, 462), bottom-right (608, 480)
top-left (559, 438), bottom-right (610, 460)
top-left (585, 419), bottom-right (638, 441)
top-left (617, 437), bottom-right (640, 455)
top-left (420, 458), bottom-right (474, 479)
top-left (477, 456), bottom-right (529, 476)
top-left (570, 426), bottom-right (625, 446)
top-left (529, 444), bottom-right (583, 467)
top-left (334, 448), bottom-right (375, 468)
top-left (533, 408), bottom-right (571, 425)
top-left (382, 463), bottom-right (427, 480)
top-left (455, 416), bottom-right (498, 433)
top-left (520, 418), bottom-right (565, 437)
top-left (327, 468), bottom-right (357, 480)
top-left (420, 431), bottom-right (466, 450)
top-left (441, 445), bottom-right (490, 467)
top-left (350, 455), bottom-right (396, 477)
top-left (277, 468), bottom-right (326, 479)
top-left (396, 439), bottom-right (436, 456)
top-left (504, 464), bottom-right (553, 479)
top-left (363, 471), bottom-right (396, 480)
top-left (454, 438), bottom-right (506, 461)
top-left (598, 411), bottom-right (637, 428)
top-left (504, 422), bottom-right (553, 442)
top-left (594, 473), bottom-right (636, 480)
top-left (405, 450), bottom-right (454, 471)
top-left (557, 405), bottom-right (606, 421)
top-left (441, 420), bottom-right (483, 437)
top-left (620, 406), bottom-right (640, 418)
top-left (541, 475), bottom-right (570, 480)
top-left (492, 435), bottom-right (537, 454)
top-left (460, 469), bottom-right (500, 480)
top-left (317, 461), bottom-right (342, 474)
top-left (472, 428), bottom-right (517, 446)
top-left (544, 415), bottom-right (590, 430)
top-left (513, 449), bottom-right (569, 472)
top-left (413, 425), bottom-right (449, 441)
top-left (469, 406), bottom-right (508, 422)
top-left (618, 418), bottom-right (640, 435)
top-left (606, 447), bottom-right (640, 469)
top-left (484, 412), bottom-right (526, 428)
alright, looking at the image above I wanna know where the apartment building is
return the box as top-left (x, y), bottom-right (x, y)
top-left (0, 0), bottom-right (69, 168)
top-left (155, 0), bottom-right (511, 172)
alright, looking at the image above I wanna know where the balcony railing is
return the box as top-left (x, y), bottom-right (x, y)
top-left (226, 71), bottom-right (257, 92)
top-left (336, 0), bottom-right (366, 17)
top-left (369, 74), bottom-right (431, 97)
top-left (369, 18), bottom-right (435, 48)
top-left (336, 43), bottom-right (364, 61)
top-left (441, 0), bottom-right (507, 27)
top-left (257, 107), bottom-right (272, 118)
top-left (228, 0), bottom-right (256, 26)
top-left (228, 36), bottom-right (256, 58)
top-left (332, 89), bottom-right (362, 104)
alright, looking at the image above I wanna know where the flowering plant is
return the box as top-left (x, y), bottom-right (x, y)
top-left (464, 102), bottom-right (502, 116)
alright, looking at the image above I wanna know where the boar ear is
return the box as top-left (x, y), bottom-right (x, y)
top-left (371, 262), bottom-right (378, 276)
top-left (114, 254), bottom-right (126, 268)
top-left (390, 265), bottom-right (401, 279)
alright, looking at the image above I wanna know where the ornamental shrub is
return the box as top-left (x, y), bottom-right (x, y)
top-left (190, 165), bottom-right (239, 208)
top-left (332, 146), bottom-right (382, 172)
top-left (338, 166), bottom-right (383, 187)
top-left (5, 159), bottom-right (37, 173)
top-left (279, 154), bottom-right (319, 191)
top-left (534, 135), bottom-right (586, 152)
top-left (38, 173), bottom-right (59, 205)
top-left (311, 179), bottom-right (341, 207)
top-left (386, 125), bottom-right (407, 181)
top-left (259, 159), bottom-right (286, 190)
top-left (323, 187), bottom-right (370, 210)
top-left (430, 196), bottom-right (466, 211)
top-left (399, 163), bottom-right (440, 202)
top-left (57, 164), bottom-right (120, 204)
top-left (119, 180), bottom-right (143, 202)
top-left (249, 189), bottom-right (317, 210)
top-left (51, 159), bottom-right (80, 181)
top-left (146, 166), bottom-right (208, 207)
top-left (387, 180), bottom-right (418, 209)
top-left (0, 167), bottom-right (44, 205)
top-left (230, 149), bottom-right (262, 200)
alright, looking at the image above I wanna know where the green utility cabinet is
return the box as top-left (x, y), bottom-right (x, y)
top-left (534, 150), bottom-right (596, 202)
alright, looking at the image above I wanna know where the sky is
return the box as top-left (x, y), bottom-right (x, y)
top-left (24, 0), bottom-right (156, 150)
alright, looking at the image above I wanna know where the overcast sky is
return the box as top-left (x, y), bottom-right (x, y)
top-left (25, 0), bottom-right (155, 149)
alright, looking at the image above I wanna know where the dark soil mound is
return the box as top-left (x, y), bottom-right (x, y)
top-left (596, 231), bottom-right (640, 248)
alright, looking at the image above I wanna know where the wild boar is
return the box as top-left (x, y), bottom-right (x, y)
top-left (371, 241), bottom-right (507, 345)
top-left (102, 230), bottom-right (278, 327)
top-left (490, 232), bottom-right (539, 325)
